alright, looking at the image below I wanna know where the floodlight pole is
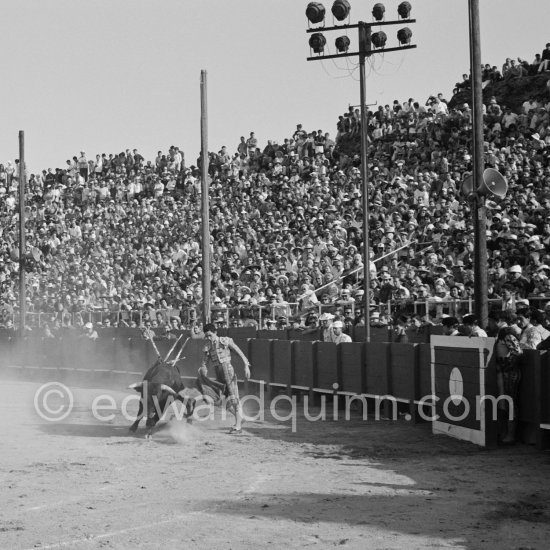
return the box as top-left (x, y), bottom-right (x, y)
top-left (469, 0), bottom-right (488, 328)
top-left (358, 22), bottom-right (372, 343)
top-left (200, 70), bottom-right (211, 326)
top-left (306, 16), bottom-right (416, 342)
top-left (18, 131), bottom-right (26, 336)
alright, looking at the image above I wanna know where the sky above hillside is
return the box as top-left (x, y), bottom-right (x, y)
top-left (2, 0), bottom-right (549, 172)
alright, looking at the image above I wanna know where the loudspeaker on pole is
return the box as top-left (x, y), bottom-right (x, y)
top-left (460, 168), bottom-right (507, 199)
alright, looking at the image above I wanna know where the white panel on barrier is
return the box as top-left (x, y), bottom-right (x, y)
top-left (430, 336), bottom-right (496, 447)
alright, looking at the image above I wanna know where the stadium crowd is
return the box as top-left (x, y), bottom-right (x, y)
top-left (1, 51), bottom-right (550, 342)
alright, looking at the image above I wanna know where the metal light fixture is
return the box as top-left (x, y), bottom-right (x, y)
top-left (397, 27), bottom-right (412, 45)
top-left (372, 3), bottom-right (385, 21)
top-left (331, 0), bottom-right (351, 21)
top-left (397, 1), bottom-right (412, 19)
top-left (371, 31), bottom-right (387, 48)
top-left (335, 35), bottom-right (351, 52)
top-left (304, 2), bottom-right (417, 342)
top-left (306, 2), bottom-right (326, 25)
top-left (309, 32), bottom-right (327, 53)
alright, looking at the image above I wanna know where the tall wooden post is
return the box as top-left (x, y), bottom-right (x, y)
top-left (359, 22), bottom-right (372, 342)
top-left (305, 15), bottom-right (416, 338)
top-left (18, 131), bottom-right (26, 336)
top-left (200, 70), bottom-right (211, 326)
top-left (469, 0), bottom-right (488, 328)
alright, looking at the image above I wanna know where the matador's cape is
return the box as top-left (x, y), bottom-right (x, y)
top-left (195, 370), bottom-right (226, 406)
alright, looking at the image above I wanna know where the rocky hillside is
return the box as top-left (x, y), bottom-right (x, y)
top-left (335, 73), bottom-right (550, 159)
top-left (449, 73), bottom-right (550, 111)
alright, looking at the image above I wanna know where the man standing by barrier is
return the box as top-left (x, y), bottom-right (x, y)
top-left (441, 316), bottom-right (460, 336)
top-left (462, 314), bottom-right (488, 337)
top-left (330, 320), bottom-right (352, 344)
top-left (393, 315), bottom-right (410, 343)
top-left (319, 312), bottom-right (334, 342)
top-left (197, 323), bottom-right (251, 434)
top-left (81, 322), bottom-right (98, 341)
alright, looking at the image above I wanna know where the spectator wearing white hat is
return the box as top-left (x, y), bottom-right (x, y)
top-left (318, 312), bottom-right (334, 342)
top-left (330, 320), bottom-right (352, 344)
top-left (369, 311), bottom-right (385, 327)
top-left (81, 322), bottom-right (98, 341)
top-left (508, 265), bottom-right (534, 298)
top-left (336, 287), bottom-right (355, 306)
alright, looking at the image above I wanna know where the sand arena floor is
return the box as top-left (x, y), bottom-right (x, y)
top-left (1, 377), bottom-right (550, 550)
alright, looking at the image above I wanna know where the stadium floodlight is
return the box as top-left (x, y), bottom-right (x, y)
top-left (304, 6), bottom-right (417, 343)
top-left (331, 0), bottom-right (351, 21)
top-left (306, 2), bottom-right (326, 25)
top-left (397, 27), bottom-right (412, 45)
top-left (371, 31), bottom-right (387, 48)
top-left (397, 1), bottom-right (412, 19)
top-left (372, 3), bottom-right (385, 21)
top-left (335, 35), bottom-right (351, 53)
top-left (309, 33), bottom-right (327, 53)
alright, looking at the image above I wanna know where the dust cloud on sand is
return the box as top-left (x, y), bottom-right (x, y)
top-left (164, 417), bottom-right (205, 445)
top-left (2, 378), bottom-right (550, 550)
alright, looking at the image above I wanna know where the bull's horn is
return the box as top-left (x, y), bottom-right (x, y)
top-left (128, 383), bottom-right (143, 392)
top-left (160, 384), bottom-right (177, 395)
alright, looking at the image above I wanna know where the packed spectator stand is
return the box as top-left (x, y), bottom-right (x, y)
top-left (1, 47), bottom-right (550, 344)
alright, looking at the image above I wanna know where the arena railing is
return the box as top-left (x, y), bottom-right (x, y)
top-left (7, 294), bottom-right (550, 331)
top-left (312, 295), bottom-right (550, 320)
top-left (211, 303), bottom-right (301, 327)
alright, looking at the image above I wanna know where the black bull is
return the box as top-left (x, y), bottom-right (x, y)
top-left (128, 359), bottom-right (196, 437)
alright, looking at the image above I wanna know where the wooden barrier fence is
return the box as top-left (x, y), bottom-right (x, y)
top-left (0, 329), bottom-right (548, 450)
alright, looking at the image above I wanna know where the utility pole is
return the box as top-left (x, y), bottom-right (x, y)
top-left (358, 21), bottom-right (372, 342)
top-left (469, 0), bottom-right (488, 328)
top-left (305, 1), bottom-right (417, 341)
top-left (18, 131), bottom-right (26, 336)
top-left (200, 70), bottom-right (211, 326)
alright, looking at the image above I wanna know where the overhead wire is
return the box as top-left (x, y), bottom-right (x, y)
top-left (343, 57), bottom-right (360, 81)
top-left (369, 50), bottom-right (407, 77)
top-left (311, 15), bottom-right (411, 86)
top-left (315, 19), bottom-right (361, 82)
top-left (329, 20), bottom-right (354, 73)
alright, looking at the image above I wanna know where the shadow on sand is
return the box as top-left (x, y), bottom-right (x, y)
top-left (38, 422), bottom-right (138, 439)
